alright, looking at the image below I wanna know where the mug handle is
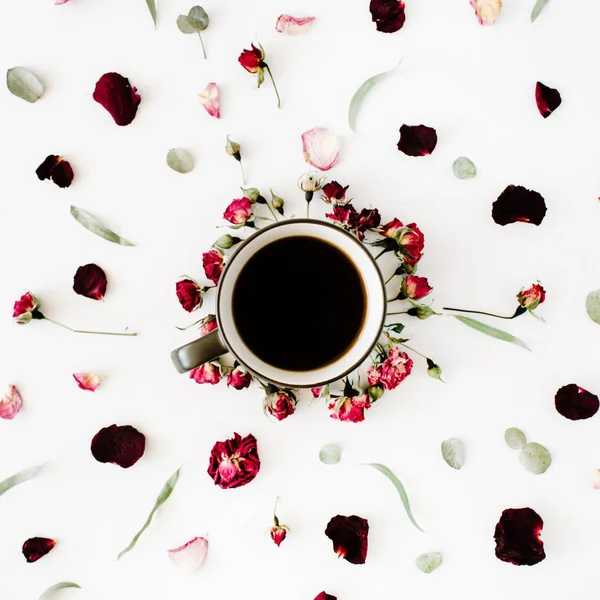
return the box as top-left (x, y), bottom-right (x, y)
top-left (170, 329), bottom-right (228, 373)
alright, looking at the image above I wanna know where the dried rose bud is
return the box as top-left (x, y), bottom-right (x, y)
top-left (298, 172), bottom-right (326, 196)
top-left (213, 234), bottom-right (239, 250)
top-left (73, 373), bottom-right (100, 392)
top-left (176, 279), bottom-right (204, 313)
top-left (398, 124), bottom-right (438, 157)
top-left (93, 72), bottom-right (141, 126)
top-left (314, 594), bottom-right (337, 600)
top-left (380, 218), bottom-right (404, 239)
top-left (368, 347), bottom-right (413, 390)
top-left (168, 537), bottom-right (208, 574)
top-left (223, 198), bottom-right (252, 225)
top-left (270, 189), bottom-right (285, 215)
top-left (399, 224), bottom-right (425, 265)
top-left (36, 155), bottom-right (74, 188)
top-left (13, 292), bottom-right (40, 325)
top-left (325, 204), bottom-right (359, 229)
top-left (227, 365), bottom-right (252, 390)
top-left (321, 181), bottom-right (349, 205)
top-left (239, 44), bottom-right (265, 75)
top-left (328, 394), bottom-right (371, 423)
top-left (367, 384), bottom-right (384, 402)
top-left (0, 385), bottom-right (23, 420)
top-left (207, 432), bottom-right (260, 489)
top-left (370, 0), bottom-right (406, 33)
top-left (270, 524), bottom-right (288, 547)
top-left (190, 362), bottom-right (222, 385)
top-left (202, 249), bottom-right (224, 285)
top-left (22, 537), bottom-right (56, 563)
top-left (90, 424), bottom-right (146, 468)
top-left (264, 390), bottom-right (297, 421)
top-left (517, 283), bottom-right (545, 311)
top-left (555, 384), bottom-right (599, 421)
top-left (325, 515), bottom-right (369, 564)
top-left (73, 264), bottom-right (107, 301)
top-left (494, 507), bottom-right (545, 566)
top-left (241, 187), bottom-right (261, 203)
top-left (225, 135), bottom-right (241, 160)
top-left (492, 185), bottom-right (547, 226)
top-left (404, 275), bottom-right (433, 300)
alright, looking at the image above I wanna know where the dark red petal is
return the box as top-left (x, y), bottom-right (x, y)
top-left (36, 155), bottom-right (61, 181)
top-left (207, 432), bottom-right (260, 489)
top-left (93, 73), bottom-right (141, 126)
top-left (325, 515), bottom-right (369, 564)
top-left (492, 185), bottom-right (547, 226)
top-left (555, 384), bottom-right (599, 420)
top-left (50, 160), bottom-right (74, 188)
top-left (397, 124), bottom-right (437, 157)
top-left (314, 594), bottom-right (337, 600)
top-left (369, 0), bottom-right (406, 33)
top-left (22, 537), bottom-right (56, 563)
top-left (73, 264), bottom-right (107, 301)
top-left (91, 424), bottom-right (145, 468)
top-left (535, 82), bottom-right (562, 118)
top-left (494, 507), bottom-right (545, 566)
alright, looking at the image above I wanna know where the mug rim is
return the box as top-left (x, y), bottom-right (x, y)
top-left (216, 218), bottom-right (387, 389)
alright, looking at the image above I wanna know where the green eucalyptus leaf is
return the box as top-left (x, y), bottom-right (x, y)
top-left (452, 157), bottom-right (477, 180)
top-left (520, 442), bottom-right (551, 474)
top-left (39, 582), bottom-right (81, 600)
top-left (505, 427), bottom-right (527, 450)
top-left (415, 552), bottom-right (443, 574)
top-left (0, 464), bottom-right (45, 498)
top-left (70, 206), bottom-right (134, 246)
top-left (167, 148), bottom-right (194, 174)
top-left (145, 0), bottom-right (157, 26)
top-left (531, 0), bottom-right (550, 22)
top-left (441, 439), bottom-right (464, 470)
top-left (118, 466), bottom-right (182, 559)
top-left (177, 15), bottom-right (197, 33)
top-left (585, 290), bottom-right (600, 325)
top-left (452, 316), bottom-right (530, 351)
top-left (188, 6), bottom-right (209, 30)
top-left (7, 67), bottom-right (44, 103)
top-left (364, 463), bottom-right (424, 532)
top-left (319, 444), bottom-right (342, 465)
top-left (348, 59), bottom-right (402, 131)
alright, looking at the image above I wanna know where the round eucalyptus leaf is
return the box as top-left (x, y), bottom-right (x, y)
top-left (452, 157), bottom-right (477, 180)
top-left (441, 438), bottom-right (464, 470)
top-left (177, 15), bottom-right (197, 34)
top-left (505, 427), bottom-right (526, 450)
top-left (7, 67), bottom-right (44, 103)
top-left (415, 552), bottom-right (443, 574)
top-left (586, 290), bottom-right (600, 325)
top-left (319, 444), bottom-right (341, 465)
top-left (167, 148), bottom-right (193, 174)
top-left (187, 6), bottom-right (209, 31)
top-left (520, 442), bottom-right (551, 474)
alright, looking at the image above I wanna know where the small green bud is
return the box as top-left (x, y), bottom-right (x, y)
top-left (226, 135), bottom-right (241, 160)
top-left (241, 187), bottom-right (260, 202)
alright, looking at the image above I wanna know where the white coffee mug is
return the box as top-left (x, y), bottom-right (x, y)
top-left (171, 219), bottom-right (387, 388)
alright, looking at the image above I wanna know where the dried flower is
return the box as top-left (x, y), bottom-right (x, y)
top-left (494, 507), bottom-right (545, 566)
top-left (198, 82), bottom-right (220, 118)
top-left (199, 314), bottom-right (218, 336)
top-left (73, 373), bottom-right (100, 392)
top-left (404, 275), bottom-right (433, 300)
top-left (223, 197), bottom-right (253, 226)
top-left (22, 537), bottom-right (56, 563)
top-left (471, 0), bottom-right (502, 25)
top-left (314, 594), bottom-right (337, 600)
top-left (213, 234), bottom-right (240, 250)
top-left (270, 498), bottom-right (290, 547)
top-left (265, 390), bottom-right (297, 421)
top-left (238, 43), bottom-right (281, 108)
top-left (325, 515), bottom-right (369, 564)
top-left (0, 385), bottom-right (22, 420)
top-left (168, 537), bottom-right (208, 574)
top-left (329, 393), bottom-right (371, 423)
top-left (555, 384), bottom-right (599, 421)
top-left (207, 432), bottom-right (260, 489)
top-left (369, 0), bottom-right (406, 33)
top-left (321, 181), bottom-right (349, 205)
top-left (397, 124), bottom-right (438, 157)
top-left (275, 15), bottom-right (315, 34)
top-left (535, 82), bottom-right (562, 118)
top-left (73, 264), bottom-right (107, 301)
top-left (93, 72), bottom-right (140, 126)
top-left (91, 424), bottom-right (146, 468)
top-left (36, 155), bottom-right (74, 188)
top-left (176, 279), bottom-right (204, 313)
top-left (381, 218), bottom-right (404, 239)
top-left (492, 185), bottom-right (547, 226)
top-left (270, 189), bottom-right (285, 215)
top-left (202, 249), bottom-right (224, 285)
top-left (227, 365), bottom-right (252, 390)
top-left (517, 283), bottom-right (546, 311)
top-left (368, 347), bottom-right (413, 390)
top-left (302, 128), bottom-right (340, 171)
top-left (399, 224), bottom-right (425, 265)
top-left (190, 362), bottom-right (221, 385)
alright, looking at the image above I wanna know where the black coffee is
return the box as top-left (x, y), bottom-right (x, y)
top-left (232, 235), bottom-right (366, 372)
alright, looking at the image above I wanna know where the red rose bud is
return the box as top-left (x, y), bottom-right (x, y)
top-left (36, 155), bottom-right (74, 188)
top-left (202, 249), bottom-right (224, 285)
top-left (90, 424), bottom-right (145, 468)
top-left (356, 208), bottom-right (381, 239)
top-left (265, 390), bottom-right (297, 421)
top-left (405, 275), bottom-right (432, 300)
top-left (321, 181), bottom-right (349, 205)
top-left (329, 394), bottom-right (371, 423)
top-left (517, 283), bottom-right (545, 310)
top-left (13, 292), bottom-right (40, 324)
top-left (314, 594), bottom-right (337, 600)
top-left (199, 314), bottom-right (218, 336)
top-left (325, 204), bottom-right (359, 230)
top-left (223, 197), bottom-right (252, 225)
top-left (190, 362), bottom-right (222, 385)
top-left (22, 537), bottom-right (56, 563)
top-left (93, 72), bottom-right (141, 126)
top-left (207, 432), bottom-right (260, 489)
top-left (380, 218), bottom-right (403, 239)
top-left (238, 44), bottom-right (264, 73)
top-left (227, 365), bottom-right (252, 390)
top-left (270, 525), bottom-right (288, 547)
top-left (370, 0), bottom-right (406, 33)
top-left (399, 224), bottom-right (425, 265)
top-left (325, 515), bottom-right (369, 564)
top-left (535, 82), bottom-right (562, 119)
top-left (397, 124), bottom-right (438, 157)
top-left (555, 384), bottom-right (599, 421)
top-left (494, 507), bottom-right (545, 566)
top-left (73, 263), bottom-right (107, 301)
top-left (492, 185), bottom-right (547, 226)
top-left (176, 279), bottom-right (204, 313)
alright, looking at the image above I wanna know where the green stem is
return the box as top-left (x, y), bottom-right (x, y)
top-left (265, 202), bottom-right (279, 222)
top-left (385, 273), bottom-right (396, 284)
top-left (239, 160), bottom-right (246, 185)
top-left (306, 202), bottom-right (310, 218)
top-left (442, 307), bottom-right (517, 320)
top-left (399, 342), bottom-right (429, 360)
top-left (265, 65), bottom-right (281, 108)
top-left (386, 311), bottom-right (409, 316)
top-left (44, 316), bottom-right (137, 337)
top-left (198, 32), bottom-right (207, 59)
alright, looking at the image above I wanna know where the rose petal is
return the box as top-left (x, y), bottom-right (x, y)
top-left (314, 594), bottom-right (337, 600)
top-left (22, 537), bottom-right (56, 563)
top-left (54, 0), bottom-right (70, 4)
top-left (36, 155), bottom-right (61, 181)
top-left (207, 432), bottom-right (260, 489)
top-left (369, 0), bottom-right (406, 33)
top-left (93, 72), bottom-right (141, 126)
top-left (492, 185), bottom-right (547, 226)
top-left (397, 124), bottom-right (438, 156)
top-left (275, 15), bottom-right (316, 34)
top-left (555, 384), bottom-right (599, 421)
top-left (494, 507), bottom-right (545, 566)
top-left (198, 82), bottom-right (220, 119)
top-left (535, 82), bottom-right (562, 118)
top-left (168, 537), bottom-right (208, 574)
top-left (73, 264), bottom-right (107, 301)
top-left (0, 385), bottom-right (22, 420)
top-left (73, 373), bottom-right (100, 392)
top-left (50, 160), bottom-right (74, 188)
top-left (302, 128), bottom-right (340, 171)
top-left (90, 424), bottom-right (145, 468)
top-left (471, 0), bottom-right (502, 25)
top-left (325, 515), bottom-right (369, 564)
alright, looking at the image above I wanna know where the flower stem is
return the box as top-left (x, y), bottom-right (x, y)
top-left (239, 160), bottom-right (246, 185)
top-left (44, 316), bottom-right (137, 336)
top-left (385, 273), bottom-right (396, 284)
top-left (306, 202), bottom-right (310, 218)
top-left (265, 202), bottom-right (279, 222)
top-left (198, 32), bottom-right (207, 59)
top-left (442, 306), bottom-right (524, 320)
top-left (398, 342), bottom-right (429, 360)
top-left (264, 65), bottom-right (281, 108)
top-left (386, 311), bottom-right (409, 316)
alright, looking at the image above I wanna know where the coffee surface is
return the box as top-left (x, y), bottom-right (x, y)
top-left (232, 235), bottom-right (366, 372)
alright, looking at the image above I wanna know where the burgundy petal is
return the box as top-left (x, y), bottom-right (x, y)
top-left (314, 594), bottom-right (337, 600)
top-left (207, 432), bottom-right (260, 489)
top-left (492, 185), bottom-right (547, 226)
top-left (91, 424), bottom-right (145, 468)
top-left (555, 384), bottom-right (599, 421)
top-left (494, 507), bottom-right (545, 566)
top-left (397, 124), bottom-right (437, 157)
top-left (369, 0), bottom-right (406, 33)
top-left (73, 264), bottom-right (107, 301)
top-left (535, 82), bottom-right (562, 118)
top-left (50, 160), bottom-right (74, 188)
top-left (22, 537), bottom-right (56, 563)
top-left (36, 155), bottom-right (61, 181)
top-left (325, 515), bottom-right (369, 564)
top-left (93, 72), bottom-right (141, 126)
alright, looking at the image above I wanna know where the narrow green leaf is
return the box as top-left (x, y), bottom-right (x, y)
top-left (188, 6), bottom-right (209, 30)
top-left (145, 0), bottom-right (157, 26)
top-left (70, 206), bottom-right (134, 246)
top-left (531, 0), bottom-right (550, 22)
top-left (39, 582), bottom-right (80, 600)
top-left (415, 552), bottom-right (443, 574)
top-left (585, 290), bottom-right (600, 324)
top-left (452, 157), bottom-right (477, 180)
top-left (348, 59), bottom-right (402, 131)
top-left (505, 427), bottom-right (527, 450)
top-left (7, 67), bottom-right (44, 103)
top-left (441, 439), bottom-right (464, 470)
top-left (452, 316), bottom-right (530, 351)
top-left (166, 148), bottom-right (194, 174)
top-left (0, 464), bottom-right (45, 498)
top-left (520, 442), bottom-right (551, 474)
top-left (364, 463), bottom-right (424, 532)
top-left (319, 444), bottom-right (342, 465)
top-left (118, 466), bottom-right (182, 559)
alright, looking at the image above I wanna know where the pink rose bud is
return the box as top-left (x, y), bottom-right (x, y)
top-left (73, 373), bottom-right (100, 392)
top-left (0, 385), bottom-right (23, 420)
top-left (329, 394), bottom-right (371, 423)
top-left (264, 390), bottom-right (297, 421)
top-left (223, 197), bottom-right (252, 225)
top-left (270, 525), bottom-right (288, 547)
top-left (227, 366), bottom-right (252, 390)
top-left (517, 283), bottom-right (546, 311)
top-left (404, 275), bottom-right (433, 300)
top-left (202, 249), bottom-right (224, 285)
top-left (13, 292), bottom-right (39, 324)
top-left (190, 362), bottom-right (222, 385)
top-left (378, 347), bottom-right (413, 390)
top-left (176, 279), bottom-right (203, 313)
top-left (399, 224), bottom-right (425, 266)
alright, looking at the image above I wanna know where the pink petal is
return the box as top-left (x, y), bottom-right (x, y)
top-left (198, 83), bottom-right (220, 119)
top-left (470, 0), bottom-right (502, 25)
top-left (168, 537), bottom-right (209, 574)
top-left (73, 373), bottom-right (100, 392)
top-left (302, 128), bottom-right (339, 171)
top-left (0, 385), bottom-right (22, 420)
top-left (55, 0), bottom-right (70, 4)
top-left (275, 15), bottom-right (316, 34)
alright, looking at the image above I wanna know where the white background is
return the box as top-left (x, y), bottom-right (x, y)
top-left (1, 0), bottom-right (600, 599)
